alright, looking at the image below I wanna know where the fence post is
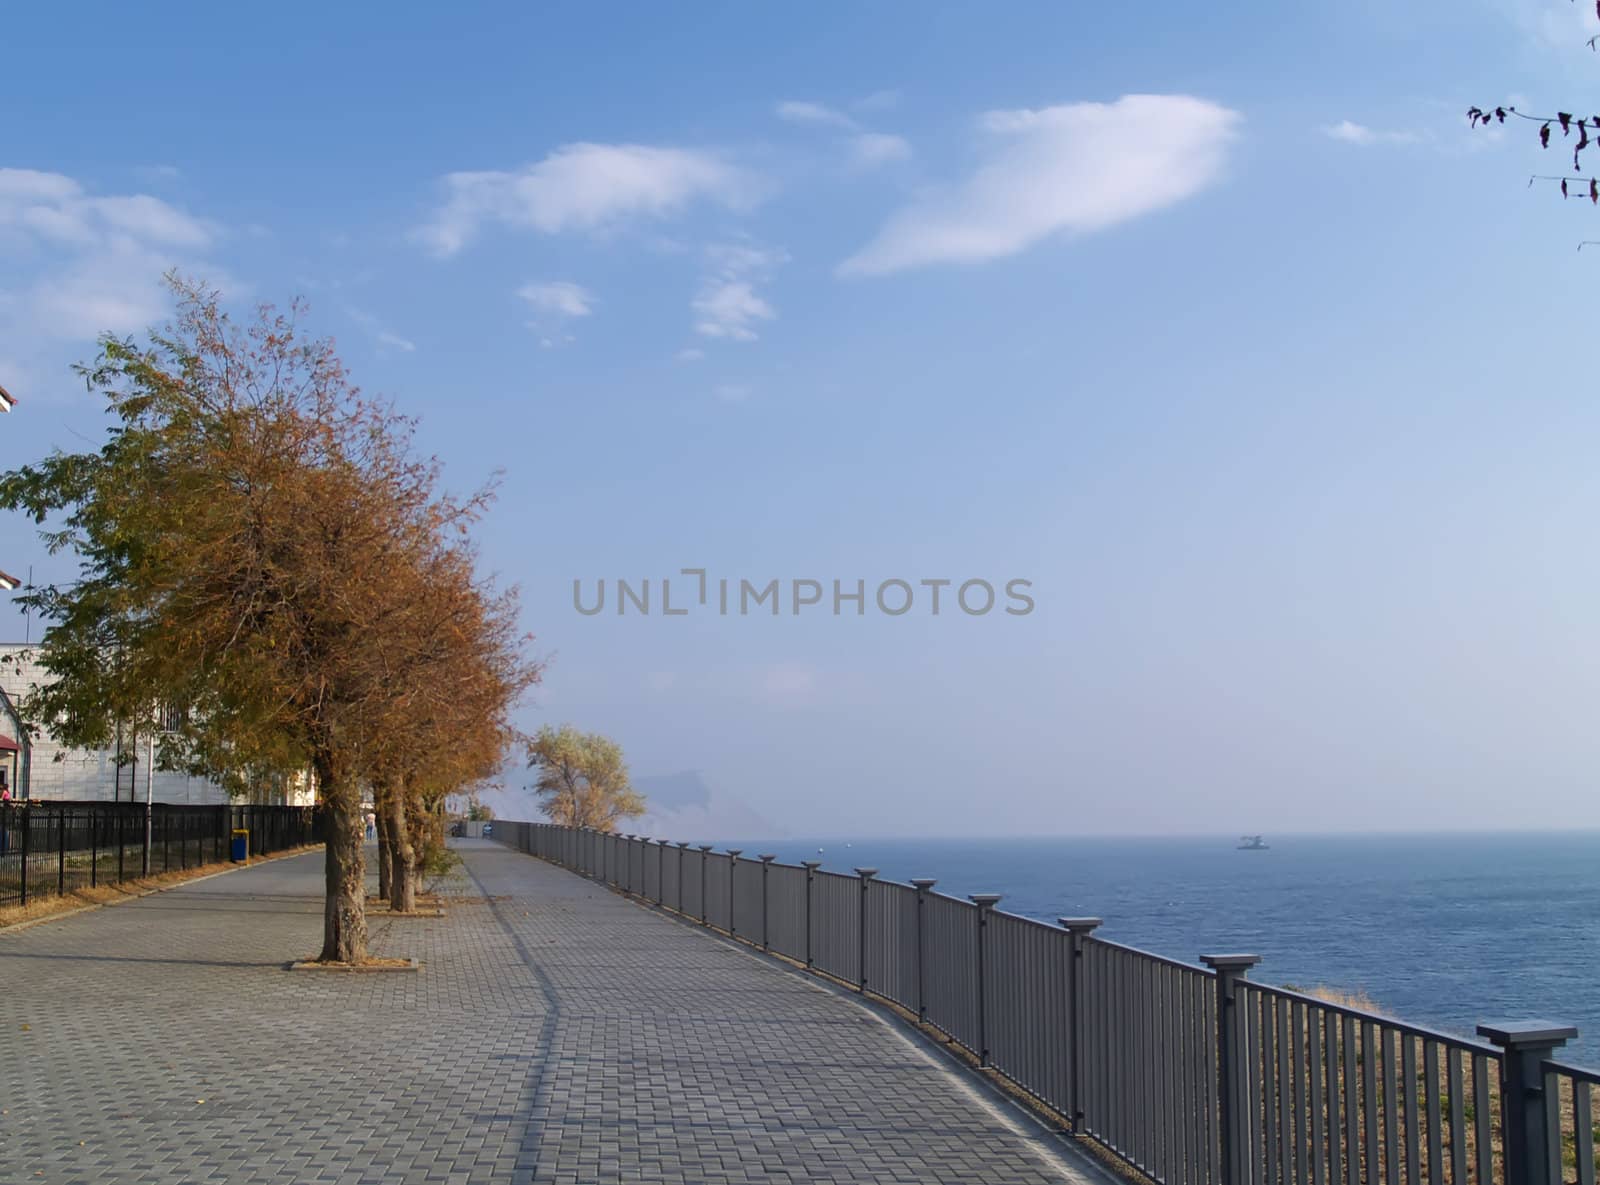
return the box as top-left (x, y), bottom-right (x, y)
top-left (759, 855), bottom-right (776, 951)
top-left (622, 836), bottom-right (634, 893)
top-left (1059, 917), bottom-right (1103, 1132)
top-left (91, 806), bottom-right (99, 888)
top-left (911, 878), bottom-right (937, 1020)
top-left (19, 804), bottom-right (28, 905)
top-left (698, 845), bottom-right (712, 925)
top-left (969, 894), bottom-right (1002, 1066)
top-left (854, 868), bottom-right (878, 993)
top-left (1478, 1021), bottom-right (1579, 1185)
top-left (802, 861), bottom-right (822, 968)
top-left (726, 850), bottom-right (742, 936)
top-left (117, 807), bottom-right (125, 883)
top-left (58, 805), bottom-right (66, 897)
top-left (657, 839), bottom-right (670, 906)
top-left (1202, 953), bottom-right (1262, 1185)
top-left (676, 842), bottom-right (690, 913)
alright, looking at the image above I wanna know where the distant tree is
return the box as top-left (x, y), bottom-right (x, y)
top-left (466, 797), bottom-right (494, 822)
top-left (527, 725), bottom-right (644, 831)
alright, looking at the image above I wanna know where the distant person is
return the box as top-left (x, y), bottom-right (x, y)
top-left (365, 813), bottom-right (376, 842)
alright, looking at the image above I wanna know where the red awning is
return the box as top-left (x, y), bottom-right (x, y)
top-left (0, 736), bottom-right (19, 753)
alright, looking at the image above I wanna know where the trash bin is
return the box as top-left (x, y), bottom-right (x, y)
top-left (230, 828), bottom-right (249, 862)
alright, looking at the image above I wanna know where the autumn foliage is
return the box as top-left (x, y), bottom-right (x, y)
top-left (0, 276), bottom-right (539, 961)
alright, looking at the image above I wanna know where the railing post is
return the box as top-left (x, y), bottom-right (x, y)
top-left (91, 806), bottom-right (99, 888)
top-left (911, 879), bottom-right (937, 1020)
top-left (969, 893), bottom-right (1002, 1067)
top-left (726, 850), bottom-right (742, 937)
top-left (854, 868), bottom-right (877, 993)
top-left (19, 803), bottom-right (28, 905)
top-left (676, 842), bottom-right (690, 914)
top-left (58, 805), bottom-right (66, 897)
top-left (1478, 1021), bottom-right (1579, 1185)
top-left (759, 855), bottom-right (775, 951)
top-left (1202, 953), bottom-right (1262, 1185)
top-left (698, 845), bottom-right (712, 925)
top-left (657, 839), bottom-right (670, 906)
top-left (802, 861), bottom-right (822, 968)
top-left (621, 836), bottom-right (633, 893)
top-left (1060, 917), bottom-right (1103, 1131)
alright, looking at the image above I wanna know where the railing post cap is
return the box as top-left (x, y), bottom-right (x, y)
top-left (1200, 953), bottom-right (1262, 973)
top-left (677, 840), bottom-right (692, 848)
top-left (1476, 1021), bottom-right (1579, 1049)
top-left (759, 853), bottom-right (777, 862)
top-left (698, 843), bottom-right (714, 851)
top-left (1059, 916), bottom-right (1103, 934)
top-left (969, 893), bottom-right (1003, 907)
top-left (726, 848), bottom-right (743, 857)
top-left (801, 860), bottom-right (822, 870)
top-left (910, 877), bottom-right (938, 889)
top-left (854, 867), bottom-right (878, 879)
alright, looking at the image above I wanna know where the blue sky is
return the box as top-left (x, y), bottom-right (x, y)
top-left (5, 0), bottom-right (1600, 835)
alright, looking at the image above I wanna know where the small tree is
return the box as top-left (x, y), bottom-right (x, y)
top-left (527, 725), bottom-right (644, 832)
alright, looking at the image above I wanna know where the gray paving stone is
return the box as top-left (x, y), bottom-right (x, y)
top-left (0, 839), bottom-right (1101, 1184)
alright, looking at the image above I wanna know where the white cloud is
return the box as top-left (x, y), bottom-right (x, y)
top-left (345, 308), bottom-right (417, 354)
top-left (0, 169), bottom-right (220, 343)
top-left (1323, 120), bottom-right (1420, 146)
top-left (377, 330), bottom-right (417, 353)
top-left (692, 242), bottom-right (787, 341)
top-left (676, 347), bottom-right (705, 362)
top-left (855, 89), bottom-right (903, 113)
top-left (776, 100), bottom-right (857, 130)
top-left (852, 132), bottom-right (912, 166)
top-left (518, 280), bottom-right (594, 318)
top-left (839, 94), bottom-right (1240, 277)
top-left (413, 143), bottom-right (759, 256)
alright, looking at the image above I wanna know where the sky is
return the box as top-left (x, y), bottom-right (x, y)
top-left (3, 1), bottom-right (1600, 836)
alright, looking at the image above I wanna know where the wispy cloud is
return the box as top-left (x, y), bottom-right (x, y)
top-left (693, 242), bottom-right (787, 341)
top-left (346, 307), bottom-right (417, 353)
top-left (715, 383), bottom-right (752, 403)
top-left (0, 168), bottom-right (220, 343)
top-left (777, 100), bottom-right (912, 170)
top-left (1323, 120), bottom-right (1421, 146)
top-left (518, 280), bottom-right (594, 319)
top-left (676, 347), bottom-right (705, 362)
top-left (839, 94), bottom-right (1240, 276)
top-left (413, 143), bottom-right (760, 257)
top-left (518, 280), bottom-right (596, 347)
top-left (776, 100), bottom-right (858, 130)
top-left (852, 132), bottom-right (913, 166)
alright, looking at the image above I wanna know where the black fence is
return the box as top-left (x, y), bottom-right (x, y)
top-left (0, 801), bottom-right (320, 908)
top-left (492, 821), bottom-right (1600, 1185)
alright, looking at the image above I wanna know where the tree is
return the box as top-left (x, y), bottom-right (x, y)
top-left (527, 725), bottom-right (644, 831)
top-left (0, 277), bottom-right (534, 961)
top-left (1469, 2), bottom-right (1600, 208)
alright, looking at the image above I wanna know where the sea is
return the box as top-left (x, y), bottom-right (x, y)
top-left (730, 832), bottom-right (1600, 1064)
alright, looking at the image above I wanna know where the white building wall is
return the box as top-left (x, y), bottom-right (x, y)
top-left (0, 643), bottom-right (231, 804)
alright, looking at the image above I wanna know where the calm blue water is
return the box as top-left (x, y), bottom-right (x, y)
top-left (732, 833), bottom-right (1600, 1063)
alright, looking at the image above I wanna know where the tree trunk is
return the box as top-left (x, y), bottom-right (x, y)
top-left (375, 804), bottom-right (393, 902)
top-left (318, 755), bottom-right (368, 963)
top-left (385, 788), bottom-right (416, 915)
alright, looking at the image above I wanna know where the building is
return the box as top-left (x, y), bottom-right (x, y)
top-left (0, 642), bottom-right (312, 805)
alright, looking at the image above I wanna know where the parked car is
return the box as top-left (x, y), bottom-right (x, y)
top-left (482, 822), bottom-right (492, 837)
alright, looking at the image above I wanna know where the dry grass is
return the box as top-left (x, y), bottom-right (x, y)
top-left (0, 844), bottom-right (322, 931)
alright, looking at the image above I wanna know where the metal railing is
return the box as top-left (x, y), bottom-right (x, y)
top-left (488, 821), bottom-right (1596, 1185)
top-left (0, 801), bottom-right (321, 908)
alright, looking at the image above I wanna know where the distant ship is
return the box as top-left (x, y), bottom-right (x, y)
top-left (1237, 835), bottom-right (1269, 851)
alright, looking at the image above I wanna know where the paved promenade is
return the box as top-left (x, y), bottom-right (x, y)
top-left (0, 840), bottom-right (1103, 1184)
